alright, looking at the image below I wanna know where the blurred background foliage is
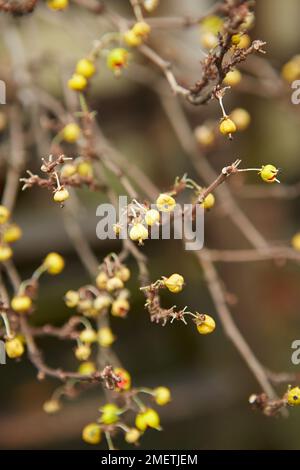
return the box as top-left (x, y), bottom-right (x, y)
top-left (1, 0), bottom-right (300, 450)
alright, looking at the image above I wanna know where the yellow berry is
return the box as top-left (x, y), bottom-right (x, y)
top-left (135, 412), bottom-right (148, 432)
top-left (98, 327), bottom-right (115, 348)
top-left (62, 123), bottom-right (81, 143)
top-left (194, 125), bottom-right (215, 147)
top-left (64, 290), bottom-right (79, 308)
top-left (5, 337), bottom-right (24, 358)
top-left (95, 271), bottom-right (108, 290)
top-left (281, 56), bottom-right (300, 83)
top-left (114, 367), bottom-right (131, 391)
top-left (111, 298), bottom-right (130, 318)
top-left (196, 314), bottom-right (216, 335)
top-left (143, 0), bottom-right (159, 13)
top-left (53, 188), bottom-right (69, 203)
top-left (68, 73), bottom-right (87, 91)
top-left (77, 161), bottom-right (93, 178)
top-left (163, 273), bottom-right (184, 294)
top-left (78, 299), bottom-right (93, 312)
top-left (129, 223), bottom-right (148, 244)
top-left (236, 34), bottom-right (251, 49)
top-left (79, 329), bottom-right (97, 344)
top-left (154, 386), bottom-right (171, 406)
top-left (115, 266), bottom-right (131, 282)
top-left (94, 295), bottom-right (111, 311)
top-left (0, 112), bottom-right (7, 132)
top-left (260, 164), bottom-right (279, 183)
top-left (0, 205), bottom-right (10, 224)
top-left (292, 233), bottom-right (300, 251)
top-left (223, 69), bottom-right (242, 86)
top-left (3, 224), bottom-right (22, 243)
top-left (145, 209), bottom-right (160, 226)
top-left (60, 163), bottom-right (77, 178)
top-left (144, 408), bottom-right (161, 430)
top-left (201, 32), bottom-right (218, 50)
top-left (201, 193), bottom-right (215, 210)
top-left (106, 276), bottom-right (124, 292)
top-left (0, 244), bottom-right (13, 262)
top-left (287, 386), bottom-right (300, 406)
top-left (107, 48), bottom-right (129, 74)
top-left (240, 12), bottom-right (255, 31)
top-left (75, 344), bottom-right (91, 361)
top-left (43, 252), bottom-right (65, 274)
top-left (201, 15), bottom-right (224, 35)
top-left (43, 399), bottom-right (61, 414)
top-left (125, 428), bottom-right (141, 444)
top-left (124, 30), bottom-right (142, 47)
top-left (231, 34), bottom-right (241, 45)
top-left (78, 361), bottom-right (96, 375)
top-left (82, 423), bottom-right (101, 444)
top-left (156, 193), bottom-right (176, 212)
top-left (47, 0), bottom-right (68, 10)
top-left (11, 295), bottom-right (32, 313)
top-left (132, 21), bottom-right (151, 38)
top-left (230, 108), bottom-right (251, 131)
top-left (84, 308), bottom-right (99, 318)
top-left (219, 117), bottom-right (237, 136)
top-left (100, 403), bottom-right (121, 425)
top-left (76, 58), bottom-right (96, 79)
top-left (113, 224), bottom-right (122, 236)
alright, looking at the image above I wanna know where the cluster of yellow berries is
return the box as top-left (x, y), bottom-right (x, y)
top-left (4, 253), bottom-right (64, 360)
top-left (81, 368), bottom-right (171, 447)
top-left (52, 155), bottom-right (94, 204)
top-left (145, 274), bottom-right (216, 334)
top-left (0, 205), bottom-right (22, 262)
top-left (128, 194), bottom-right (177, 246)
top-left (64, 264), bottom-right (131, 321)
top-left (66, 5), bottom-right (156, 86)
top-left (68, 58), bottom-right (96, 92)
top-left (195, 109), bottom-right (251, 147)
top-left (60, 157), bottom-right (93, 178)
top-left (74, 327), bottom-right (117, 362)
top-left (9, 252), bottom-right (65, 319)
top-left (200, 13), bottom-right (253, 51)
top-left (124, 21), bottom-right (151, 47)
top-left (41, 374), bottom-right (133, 416)
top-left (47, 0), bottom-right (68, 11)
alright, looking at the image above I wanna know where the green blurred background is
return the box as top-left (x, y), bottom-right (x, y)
top-left (1, 0), bottom-right (300, 450)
